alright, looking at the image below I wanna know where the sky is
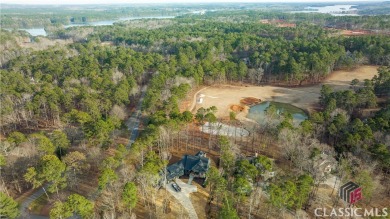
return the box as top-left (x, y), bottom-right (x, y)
top-left (0, 0), bottom-right (378, 5)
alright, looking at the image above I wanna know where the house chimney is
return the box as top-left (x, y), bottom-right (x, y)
top-left (188, 173), bottom-right (194, 185)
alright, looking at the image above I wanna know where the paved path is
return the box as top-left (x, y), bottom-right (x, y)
top-left (126, 86), bottom-right (147, 148)
top-left (18, 184), bottom-right (50, 219)
top-left (166, 179), bottom-right (198, 219)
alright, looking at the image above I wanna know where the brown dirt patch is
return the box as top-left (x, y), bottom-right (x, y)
top-left (133, 189), bottom-right (190, 219)
top-left (340, 29), bottom-right (372, 36)
top-left (240, 97), bottom-right (261, 106)
top-left (189, 182), bottom-right (209, 219)
top-left (190, 65), bottom-right (378, 118)
top-left (325, 65), bottom-right (378, 85)
top-left (230, 104), bottom-right (245, 112)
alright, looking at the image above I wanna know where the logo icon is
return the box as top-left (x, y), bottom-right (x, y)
top-left (339, 181), bottom-right (362, 204)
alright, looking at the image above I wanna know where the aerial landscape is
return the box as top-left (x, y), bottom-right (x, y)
top-left (0, 0), bottom-right (389, 218)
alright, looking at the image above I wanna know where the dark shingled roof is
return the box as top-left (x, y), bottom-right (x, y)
top-left (165, 151), bottom-right (210, 180)
top-left (182, 155), bottom-right (209, 173)
top-left (166, 161), bottom-right (185, 181)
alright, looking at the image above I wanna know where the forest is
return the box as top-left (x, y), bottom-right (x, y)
top-left (2, 2), bottom-right (390, 28)
top-left (0, 5), bottom-right (389, 219)
top-left (0, 5), bottom-right (182, 28)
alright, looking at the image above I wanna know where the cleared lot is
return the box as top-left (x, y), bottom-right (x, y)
top-left (192, 65), bottom-right (379, 118)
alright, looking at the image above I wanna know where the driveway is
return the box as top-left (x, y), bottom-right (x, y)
top-left (166, 179), bottom-right (198, 219)
top-left (126, 85), bottom-right (147, 148)
top-left (18, 184), bottom-right (50, 219)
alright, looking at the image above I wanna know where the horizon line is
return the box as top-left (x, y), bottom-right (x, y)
top-left (0, 1), bottom-right (383, 6)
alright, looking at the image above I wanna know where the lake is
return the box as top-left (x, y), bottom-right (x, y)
top-left (16, 15), bottom-right (176, 37)
top-left (247, 101), bottom-right (308, 125)
top-left (293, 4), bottom-right (358, 16)
top-left (19, 28), bottom-right (48, 37)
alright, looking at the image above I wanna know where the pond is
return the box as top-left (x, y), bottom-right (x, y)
top-left (247, 101), bottom-right (308, 125)
top-left (64, 15), bottom-right (175, 28)
top-left (13, 15), bottom-right (176, 37)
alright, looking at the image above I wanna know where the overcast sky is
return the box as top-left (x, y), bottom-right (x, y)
top-left (1, 0), bottom-right (378, 5)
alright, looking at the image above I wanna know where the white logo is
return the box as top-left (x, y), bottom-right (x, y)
top-left (314, 208), bottom-right (388, 217)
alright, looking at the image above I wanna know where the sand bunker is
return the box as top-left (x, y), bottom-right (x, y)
top-left (240, 97), bottom-right (261, 106)
top-left (201, 122), bottom-right (250, 137)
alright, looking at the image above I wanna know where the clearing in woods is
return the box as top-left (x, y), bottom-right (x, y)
top-left (190, 65), bottom-right (378, 119)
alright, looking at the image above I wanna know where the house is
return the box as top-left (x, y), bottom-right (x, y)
top-left (165, 151), bottom-right (210, 182)
top-left (246, 152), bottom-right (276, 181)
top-left (313, 152), bottom-right (336, 176)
